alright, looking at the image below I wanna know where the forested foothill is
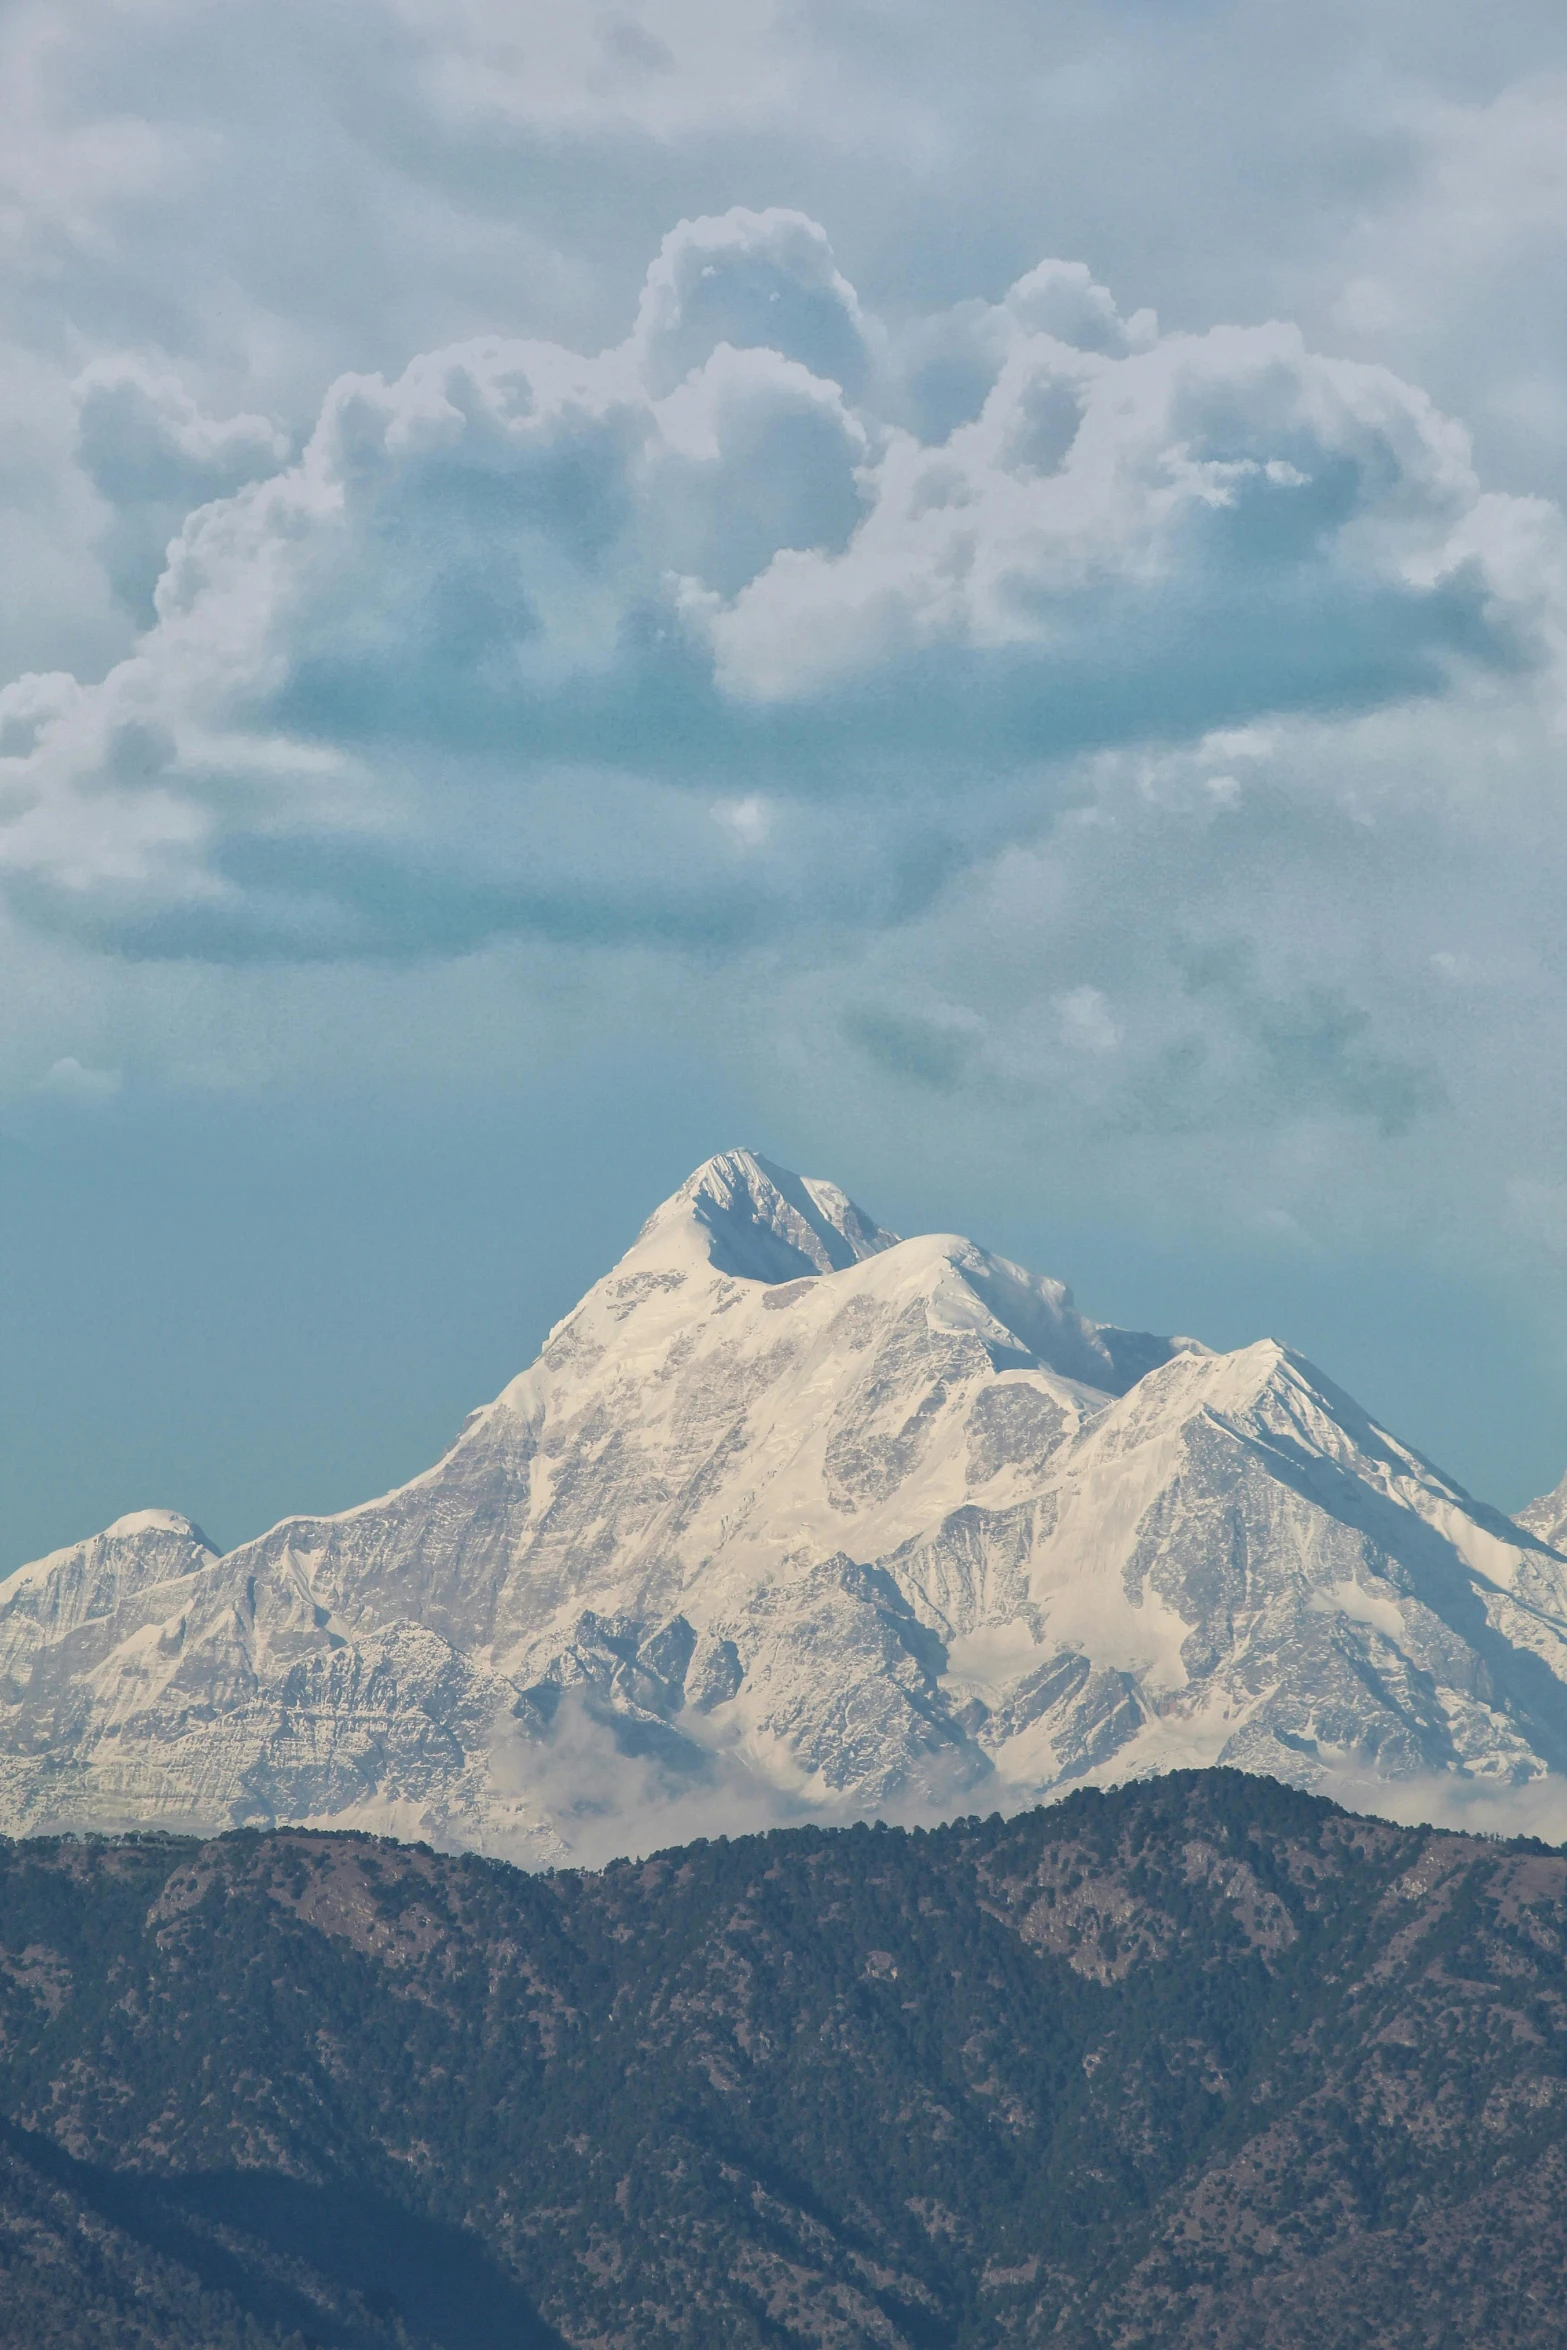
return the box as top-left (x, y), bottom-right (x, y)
top-left (1, 1768), bottom-right (1565, 2347)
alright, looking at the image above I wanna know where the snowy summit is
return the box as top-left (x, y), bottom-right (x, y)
top-left (6, 1148), bottom-right (1567, 1861)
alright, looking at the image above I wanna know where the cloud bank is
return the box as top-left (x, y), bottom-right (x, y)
top-left (3, 205), bottom-right (1556, 972)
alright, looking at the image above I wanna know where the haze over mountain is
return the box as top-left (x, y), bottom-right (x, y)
top-left (7, 1149), bottom-right (1567, 1861)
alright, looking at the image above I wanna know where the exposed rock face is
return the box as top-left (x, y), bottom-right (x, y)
top-left (7, 1148), bottom-right (1567, 1859)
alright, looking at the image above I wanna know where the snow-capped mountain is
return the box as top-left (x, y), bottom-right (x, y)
top-left (1519, 1466), bottom-right (1567, 1555)
top-left (8, 1148), bottom-right (1567, 1862)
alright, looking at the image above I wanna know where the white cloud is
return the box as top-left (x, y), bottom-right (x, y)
top-left (1055, 986), bottom-right (1119, 1055)
top-left (74, 358), bottom-right (288, 620)
top-left (633, 207), bottom-right (873, 399)
top-left (700, 318), bottom-right (1521, 700)
top-left (711, 793), bottom-right (773, 849)
top-left (1320, 74), bottom-right (1567, 492)
top-left (37, 1055), bottom-right (123, 1104)
top-left (0, 206), bottom-right (1556, 971)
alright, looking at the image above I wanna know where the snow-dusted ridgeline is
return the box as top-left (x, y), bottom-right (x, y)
top-left (8, 1148), bottom-right (1567, 1861)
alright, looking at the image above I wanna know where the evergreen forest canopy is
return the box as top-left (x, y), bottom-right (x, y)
top-left (0, 1768), bottom-right (1565, 2348)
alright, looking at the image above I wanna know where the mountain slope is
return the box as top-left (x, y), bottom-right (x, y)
top-left (6, 1148), bottom-right (1567, 1857)
top-left (3, 1775), bottom-right (1567, 2349)
top-left (1519, 1463), bottom-right (1567, 1553)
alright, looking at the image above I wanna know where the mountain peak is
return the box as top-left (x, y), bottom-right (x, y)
top-left (10, 1151), bottom-right (1567, 1860)
top-left (4, 1507), bottom-right (217, 1603)
top-left (635, 1146), bottom-right (900, 1282)
top-left (103, 1508), bottom-right (212, 1543)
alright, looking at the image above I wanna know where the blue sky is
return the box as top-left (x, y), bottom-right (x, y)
top-left (7, 0), bottom-right (1567, 1566)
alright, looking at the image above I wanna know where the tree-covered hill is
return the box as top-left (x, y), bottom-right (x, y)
top-left (1, 1769), bottom-right (1565, 2347)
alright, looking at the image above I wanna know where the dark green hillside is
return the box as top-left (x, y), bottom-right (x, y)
top-left (1, 1770), bottom-right (1566, 2347)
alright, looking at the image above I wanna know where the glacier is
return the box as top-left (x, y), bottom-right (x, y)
top-left (7, 1146), bottom-right (1567, 1862)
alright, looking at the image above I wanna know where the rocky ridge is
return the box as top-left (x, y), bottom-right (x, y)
top-left (7, 1148), bottom-right (1567, 1859)
top-left (1518, 1466), bottom-right (1567, 1553)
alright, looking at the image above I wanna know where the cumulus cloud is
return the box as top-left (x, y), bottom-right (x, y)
top-left (697, 318), bottom-right (1525, 714)
top-left (633, 207), bottom-right (873, 400)
top-left (0, 205), bottom-right (1558, 973)
top-left (75, 360), bottom-right (289, 622)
